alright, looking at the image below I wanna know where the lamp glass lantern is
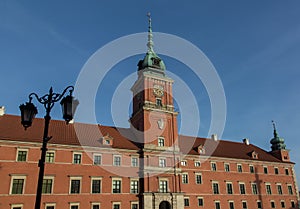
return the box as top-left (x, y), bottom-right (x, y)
top-left (19, 102), bottom-right (38, 129)
top-left (60, 95), bottom-right (79, 124)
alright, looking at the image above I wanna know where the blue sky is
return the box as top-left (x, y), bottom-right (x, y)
top-left (1, 1), bottom-right (300, 183)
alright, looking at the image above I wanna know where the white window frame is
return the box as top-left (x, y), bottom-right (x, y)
top-left (11, 204), bottom-right (23, 209)
top-left (197, 197), bottom-right (204, 206)
top-left (113, 155), bottom-right (121, 166)
top-left (70, 203), bottom-right (80, 209)
top-left (45, 150), bottom-right (55, 163)
top-left (131, 156), bottom-right (138, 167)
top-left (194, 161), bottom-right (201, 167)
top-left (228, 201), bottom-right (235, 209)
top-left (10, 175), bottom-right (26, 195)
top-left (237, 164), bottom-right (243, 172)
top-left (211, 162), bottom-right (217, 171)
top-left (182, 173), bottom-right (188, 184)
top-left (195, 173), bottom-right (202, 184)
top-left (239, 182), bottom-right (246, 194)
top-left (242, 201), bottom-right (248, 209)
top-left (159, 158), bottom-right (166, 167)
top-left (226, 182), bottom-right (233, 194)
top-left (224, 163), bottom-right (230, 172)
top-left (181, 160), bottom-right (187, 166)
top-left (158, 137), bottom-right (165, 147)
top-left (131, 202), bottom-right (138, 209)
top-left (130, 179), bottom-right (139, 194)
top-left (112, 202), bottom-right (121, 209)
top-left (212, 181), bottom-right (219, 194)
top-left (184, 197), bottom-right (190, 206)
top-left (263, 166), bottom-right (268, 174)
top-left (91, 177), bottom-right (102, 194)
top-left (249, 165), bottom-right (255, 173)
top-left (16, 148), bottom-right (28, 162)
top-left (45, 203), bottom-right (56, 209)
top-left (159, 178), bottom-right (169, 193)
top-left (265, 183), bottom-right (272, 195)
top-left (42, 176), bottom-right (55, 194)
top-left (91, 202), bottom-right (100, 209)
top-left (112, 178), bottom-right (122, 194)
top-left (251, 183), bottom-right (258, 194)
top-left (69, 177), bottom-right (82, 194)
top-left (93, 154), bottom-right (102, 165)
top-left (73, 152), bottom-right (82, 164)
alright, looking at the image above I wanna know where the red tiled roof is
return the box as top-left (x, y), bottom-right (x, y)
top-left (0, 114), bottom-right (288, 163)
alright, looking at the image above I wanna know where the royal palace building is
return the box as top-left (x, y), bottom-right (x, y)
top-left (0, 17), bottom-right (299, 209)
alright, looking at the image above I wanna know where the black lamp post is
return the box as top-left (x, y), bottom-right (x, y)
top-left (19, 86), bottom-right (79, 209)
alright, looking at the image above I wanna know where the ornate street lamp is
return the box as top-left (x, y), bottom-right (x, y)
top-left (19, 86), bottom-right (78, 209)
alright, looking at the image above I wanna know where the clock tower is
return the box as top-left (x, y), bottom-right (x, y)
top-left (130, 14), bottom-right (184, 209)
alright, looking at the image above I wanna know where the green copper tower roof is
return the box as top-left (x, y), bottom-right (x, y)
top-left (137, 13), bottom-right (166, 76)
top-left (270, 121), bottom-right (286, 151)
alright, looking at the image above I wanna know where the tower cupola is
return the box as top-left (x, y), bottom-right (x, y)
top-left (270, 121), bottom-right (286, 151)
top-left (137, 13), bottom-right (166, 76)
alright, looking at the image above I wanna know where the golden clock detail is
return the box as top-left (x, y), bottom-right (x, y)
top-left (153, 85), bottom-right (164, 97)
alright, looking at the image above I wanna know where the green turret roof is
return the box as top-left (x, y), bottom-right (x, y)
top-left (270, 121), bottom-right (286, 151)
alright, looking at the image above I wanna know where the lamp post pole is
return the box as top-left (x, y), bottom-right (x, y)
top-left (19, 86), bottom-right (79, 209)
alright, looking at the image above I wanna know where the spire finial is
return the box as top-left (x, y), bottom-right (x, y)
top-left (147, 12), bottom-right (154, 52)
top-left (272, 120), bottom-right (278, 138)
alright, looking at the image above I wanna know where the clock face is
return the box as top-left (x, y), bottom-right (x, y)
top-left (153, 85), bottom-right (164, 97)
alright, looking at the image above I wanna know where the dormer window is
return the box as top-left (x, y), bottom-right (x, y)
top-left (250, 151), bottom-right (258, 159)
top-left (197, 145), bottom-right (205, 154)
top-left (101, 134), bottom-right (113, 146)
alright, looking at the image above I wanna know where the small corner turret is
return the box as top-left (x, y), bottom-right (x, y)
top-left (270, 121), bottom-right (290, 162)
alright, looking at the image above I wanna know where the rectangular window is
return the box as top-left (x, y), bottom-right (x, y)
top-left (10, 177), bottom-right (25, 194)
top-left (131, 203), bottom-right (138, 209)
top-left (45, 205), bottom-right (55, 209)
top-left (113, 203), bottom-right (120, 209)
top-left (195, 174), bottom-right (202, 184)
top-left (211, 162), bottom-right (217, 171)
top-left (281, 201), bottom-right (285, 208)
top-left (113, 156), bottom-right (121, 166)
top-left (45, 151), bottom-right (55, 163)
top-left (194, 161), bottom-right (201, 167)
top-left (159, 180), bottom-right (168, 193)
top-left (249, 165), bottom-right (254, 173)
top-left (181, 160), bottom-right (187, 166)
top-left (70, 204), bottom-right (79, 209)
top-left (229, 202), bottom-right (234, 209)
top-left (130, 180), bottom-right (139, 194)
top-left (93, 154), bottom-right (101, 165)
top-left (291, 201), bottom-right (295, 208)
top-left (212, 182), bottom-right (219, 194)
top-left (42, 178), bottom-right (53, 194)
top-left (73, 153), bottom-right (82, 164)
top-left (242, 201), bottom-right (247, 209)
top-left (237, 164), bottom-right (243, 172)
top-left (274, 167), bottom-right (279, 174)
top-left (182, 174), bottom-right (188, 184)
top-left (264, 166), bottom-right (268, 174)
top-left (266, 184), bottom-right (272, 195)
top-left (70, 179), bottom-right (81, 194)
top-left (91, 204), bottom-right (100, 209)
top-left (112, 180), bottom-right (121, 193)
top-left (17, 150), bottom-right (27, 162)
top-left (252, 183), bottom-right (258, 195)
top-left (226, 182), bottom-right (233, 194)
top-left (198, 198), bottom-right (204, 206)
top-left (184, 198), bottom-right (190, 206)
top-left (215, 201), bottom-right (220, 209)
top-left (91, 179), bottom-right (101, 193)
top-left (277, 184), bottom-right (283, 195)
top-left (288, 185), bottom-right (293, 195)
top-left (131, 157), bottom-right (138, 167)
top-left (158, 137), bottom-right (165, 147)
top-left (271, 201), bottom-right (275, 208)
top-left (159, 158), bottom-right (166, 167)
top-left (285, 168), bottom-right (289, 175)
top-left (224, 163), bottom-right (230, 172)
top-left (156, 98), bottom-right (162, 107)
top-left (11, 205), bottom-right (23, 209)
top-left (257, 201), bottom-right (262, 209)
top-left (239, 183), bottom-right (246, 194)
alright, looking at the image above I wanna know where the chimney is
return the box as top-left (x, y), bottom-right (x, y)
top-left (0, 106), bottom-right (5, 116)
top-left (211, 134), bottom-right (218, 141)
top-left (243, 138), bottom-right (250, 145)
